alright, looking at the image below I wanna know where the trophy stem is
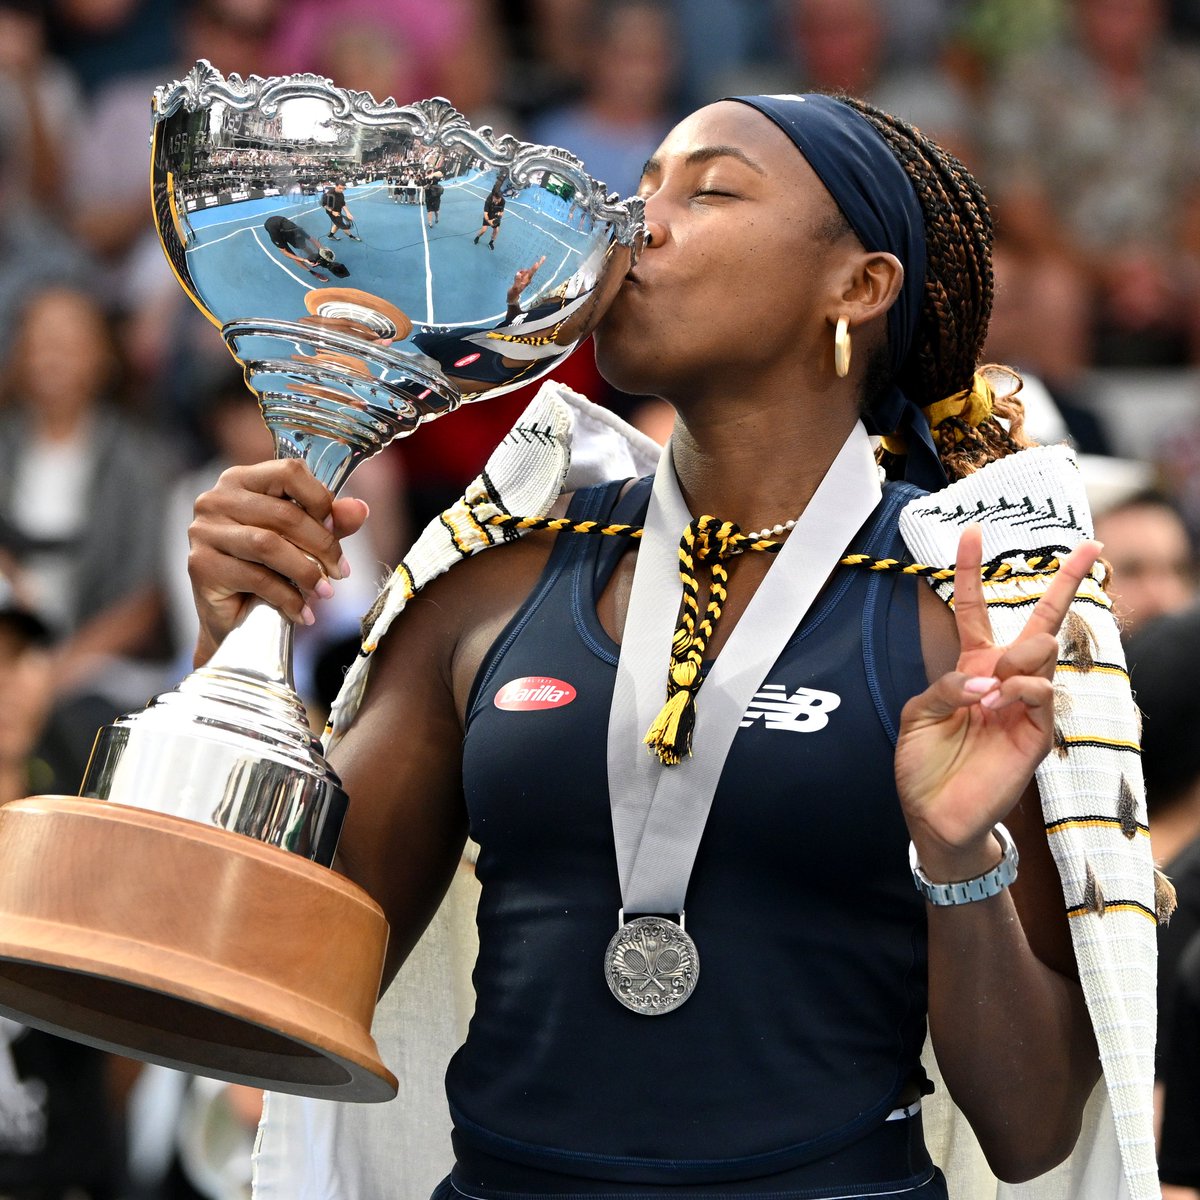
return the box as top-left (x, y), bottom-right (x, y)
top-left (204, 596), bottom-right (294, 688)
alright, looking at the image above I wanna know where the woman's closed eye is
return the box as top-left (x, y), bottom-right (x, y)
top-left (691, 185), bottom-right (741, 202)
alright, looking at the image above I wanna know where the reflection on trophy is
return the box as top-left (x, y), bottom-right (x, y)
top-left (0, 62), bottom-right (643, 1101)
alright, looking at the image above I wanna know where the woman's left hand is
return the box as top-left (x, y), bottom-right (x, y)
top-left (508, 256), bottom-right (546, 301)
top-left (894, 524), bottom-right (1102, 879)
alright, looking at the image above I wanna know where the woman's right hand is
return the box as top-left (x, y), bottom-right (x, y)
top-left (187, 460), bottom-right (369, 665)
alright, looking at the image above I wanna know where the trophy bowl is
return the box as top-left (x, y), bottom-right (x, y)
top-left (0, 62), bottom-right (643, 1100)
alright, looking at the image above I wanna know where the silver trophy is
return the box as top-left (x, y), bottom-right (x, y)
top-left (0, 62), bottom-right (643, 1100)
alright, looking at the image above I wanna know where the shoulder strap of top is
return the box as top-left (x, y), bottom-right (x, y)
top-left (592, 475), bottom-right (653, 594)
top-left (464, 479), bottom-right (627, 721)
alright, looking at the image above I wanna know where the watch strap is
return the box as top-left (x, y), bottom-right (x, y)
top-left (909, 823), bottom-right (1019, 906)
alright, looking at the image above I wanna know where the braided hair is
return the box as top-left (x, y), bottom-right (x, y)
top-left (838, 96), bottom-right (1032, 482)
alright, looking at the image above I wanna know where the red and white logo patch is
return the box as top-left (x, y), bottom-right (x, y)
top-left (494, 676), bottom-right (577, 711)
top-left (454, 352), bottom-right (482, 368)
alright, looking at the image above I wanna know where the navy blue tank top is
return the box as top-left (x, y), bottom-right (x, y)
top-left (448, 477), bottom-right (931, 1187)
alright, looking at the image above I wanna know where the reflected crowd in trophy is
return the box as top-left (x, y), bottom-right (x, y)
top-left (6, 0), bottom-right (1200, 1197)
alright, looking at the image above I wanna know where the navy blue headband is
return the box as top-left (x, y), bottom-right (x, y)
top-left (728, 94), bottom-right (946, 490)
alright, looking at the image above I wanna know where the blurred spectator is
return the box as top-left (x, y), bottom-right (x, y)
top-left (509, 0), bottom-right (592, 112)
top-left (951, 0), bottom-right (1065, 71)
top-left (665, 0), bottom-right (780, 110)
top-left (1127, 606), bottom-right (1200, 865)
top-left (65, 0), bottom-right (284, 413)
top-left (0, 133), bottom-right (96, 367)
top-left (984, 0), bottom-right (1200, 370)
top-left (48, 0), bottom-right (181, 95)
top-left (876, 0), bottom-right (969, 71)
top-left (710, 0), bottom-right (978, 166)
top-left (0, 568), bottom-right (53, 805)
top-left (175, 1077), bottom-right (260, 1200)
top-left (1173, 0), bottom-right (1200, 39)
top-left (1126, 605), bottom-right (1200, 1199)
top-left (796, 0), bottom-right (978, 162)
top-left (1159, 919), bottom-right (1200, 1198)
top-left (527, 0), bottom-right (680, 199)
top-left (981, 240), bottom-right (1095, 422)
top-left (0, 569), bottom-right (126, 1200)
top-left (314, 22), bottom-right (424, 113)
top-left (0, 0), bottom-right (84, 211)
top-left (0, 285), bottom-right (175, 732)
top-left (265, 0), bottom-right (499, 118)
top-left (1093, 490), bottom-right (1196, 638)
top-left (1149, 405), bottom-right (1200, 545)
top-left (125, 1065), bottom-right (260, 1200)
top-left (307, 10), bottom-right (516, 143)
top-left (68, 0), bottom-right (281, 284)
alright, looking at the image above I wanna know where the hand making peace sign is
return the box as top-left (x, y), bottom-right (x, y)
top-left (507, 256), bottom-right (547, 305)
top-left (894, 524), bottom-right (1104, 870)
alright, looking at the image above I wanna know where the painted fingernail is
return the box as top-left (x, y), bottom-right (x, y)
top-left (963, 676), bottom-right (999, 695)
top-left (315, 578), bottom-right (335, 600)
top-left (980, 689), bottom-right (1003, 709)
top-left (338, 556), bottom-right (351, 578)
top-left (323, 515), bottom-right (335, 532)
top-left (300, 605), bottom-right (316, 626)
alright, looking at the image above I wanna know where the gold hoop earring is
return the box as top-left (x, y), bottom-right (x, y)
top-left (834, 316), bottom-right (851, 378)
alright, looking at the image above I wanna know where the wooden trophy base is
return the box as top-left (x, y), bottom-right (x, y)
top-left (0, 796), bottom-right (397, 1101)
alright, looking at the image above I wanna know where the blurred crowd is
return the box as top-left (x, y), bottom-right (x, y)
top-left (6, 0), bottom-right (1200, 1196)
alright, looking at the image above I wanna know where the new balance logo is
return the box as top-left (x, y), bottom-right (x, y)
top-left (739, 684), bottom-right (841, 732)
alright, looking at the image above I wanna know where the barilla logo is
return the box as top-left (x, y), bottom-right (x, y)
top-left (494, 676), bottom-right (577, 711)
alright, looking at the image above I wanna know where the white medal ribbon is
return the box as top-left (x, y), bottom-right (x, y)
top-left (606, 421), bottom-right (883, 918)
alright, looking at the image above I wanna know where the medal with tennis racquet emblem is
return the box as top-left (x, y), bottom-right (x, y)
top-left (604, 914), bottom-right (698, 1015)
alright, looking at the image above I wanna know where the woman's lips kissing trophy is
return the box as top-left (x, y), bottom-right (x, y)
top-left (0, 61), bottom-right (644, 1101)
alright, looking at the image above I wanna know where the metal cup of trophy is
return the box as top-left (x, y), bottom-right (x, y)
top-left (0, 61), bottom-right (643, 1100)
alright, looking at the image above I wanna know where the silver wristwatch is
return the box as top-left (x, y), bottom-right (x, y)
top-left (909, 823), bottom-right (1019, 906)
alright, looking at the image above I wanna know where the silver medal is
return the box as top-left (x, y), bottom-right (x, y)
top-left (604, 915), bottom-right (699, 1015)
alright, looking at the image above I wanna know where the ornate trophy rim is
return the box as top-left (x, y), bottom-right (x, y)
top-left (153, 60), bottom-right (644, 247)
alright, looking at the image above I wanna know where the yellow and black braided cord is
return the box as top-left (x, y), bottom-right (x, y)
top-left (640, 516), bottom-right (742, 764)
top-left (481, 512), bottom-right (1063, 583)
top-left (481, 511), bottom-right (1070, 765)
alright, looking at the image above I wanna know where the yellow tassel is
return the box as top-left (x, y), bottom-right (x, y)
top-left (671, 659), bottom-right (700, 689)
top-left (643, 689), bottom-right (696, 766)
